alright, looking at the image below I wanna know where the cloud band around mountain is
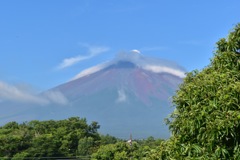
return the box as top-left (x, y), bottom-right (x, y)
top-left (0, 81), bottom-right (68, 105)
top-left (71, 51), bottom-right (186, 80)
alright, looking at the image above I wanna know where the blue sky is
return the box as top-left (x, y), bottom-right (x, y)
top-left (0, 0), bottom-right (240, 92)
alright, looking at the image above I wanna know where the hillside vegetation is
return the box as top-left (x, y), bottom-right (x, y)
top-left (0, 117), bottom-right (101, 159)
top-left (0, 117), bottom-right (162, 159)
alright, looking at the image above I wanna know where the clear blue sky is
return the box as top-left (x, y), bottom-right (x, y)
top-left (0, 0), bottom-right (240, 91)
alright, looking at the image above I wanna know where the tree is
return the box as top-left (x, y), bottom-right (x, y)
top-left (91, 142), bottom-right (131, 160)
top-left (78, 137), bottom-right (95, 156)
top-left (156, 23), bottom-right (240, 159)
top-left (91, 140), bottom-right (156, 160)
top-left (100, 134), bottom-right (118, 145)
top-left (0, 117), bottom-right (101, 159)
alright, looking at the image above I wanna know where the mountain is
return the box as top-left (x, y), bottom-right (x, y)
top-left (0, 51), bottom-right (185, 139)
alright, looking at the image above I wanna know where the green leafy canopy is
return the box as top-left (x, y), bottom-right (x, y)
top-left (158, 23), bottom-right (240, 159)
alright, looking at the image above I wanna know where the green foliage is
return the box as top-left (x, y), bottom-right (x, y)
top-left (12, 151), bottom-right (30, 160)
top-left (100, 134), bottom-right (118, 145)
top-left (157, 23), bottom-right (240, 159)
top-left (91, 141), bottom-right (131, 160)
top-left (0, 116), bottom-right (163, 159)
top-left (78, 137), bottom-right (96, 156)
top-left (92, 137), bottom-right (164, 160)
top-left (0, 117), bottom-right (100, 159)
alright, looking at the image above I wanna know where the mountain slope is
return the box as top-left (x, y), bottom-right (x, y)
top-left (48, 53), bottom-right (185, 138)
top-left (0, 52), bottom-right (185, 139)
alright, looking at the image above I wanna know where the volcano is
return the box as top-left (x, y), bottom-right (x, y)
top-left (1, 52), bottom-right (186, 139)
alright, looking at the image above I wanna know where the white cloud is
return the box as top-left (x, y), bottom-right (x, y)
top-left (71, 51), bottom-right (186, 81)
top-left (116, 89), bottom-right (127, 103)
top-left (58, 45), bottom-right (110, 69)
top-left (0, 81), bottom-right (68, 105)
top-left (115, 52), bottom-right (186, 78)
top-left (131, 49), bottom-right (141, 54)
top-left (58, 56), bottom-right (88, 69)
top-left (88, 45), bottom-right (109, 55)
top-left (0, 81), bottom-right (48, 104)
top-left (143, 65), bottom-right (186, 78)
top-left (42, 90), bottom-right (68, 105)
top-left (71, 62), bottom-right (111, 80)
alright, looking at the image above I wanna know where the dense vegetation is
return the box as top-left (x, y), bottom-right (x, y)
top-left (0, 117), bottom-right (162, 159)
top-left (0, 117), bottom-right (101, 159)
top-left (92, 137), bottom-right (163, 159)
top-left (152, 24), bottom-right (240, 159)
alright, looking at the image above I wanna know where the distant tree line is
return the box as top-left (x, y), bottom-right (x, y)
top-left (0, 117), bottom-right (163, 160)
top-left (0, 117), bottom-right (100, 159)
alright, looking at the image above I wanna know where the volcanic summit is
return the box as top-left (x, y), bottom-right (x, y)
top-left (1, 51), bottom-right (186, 139)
